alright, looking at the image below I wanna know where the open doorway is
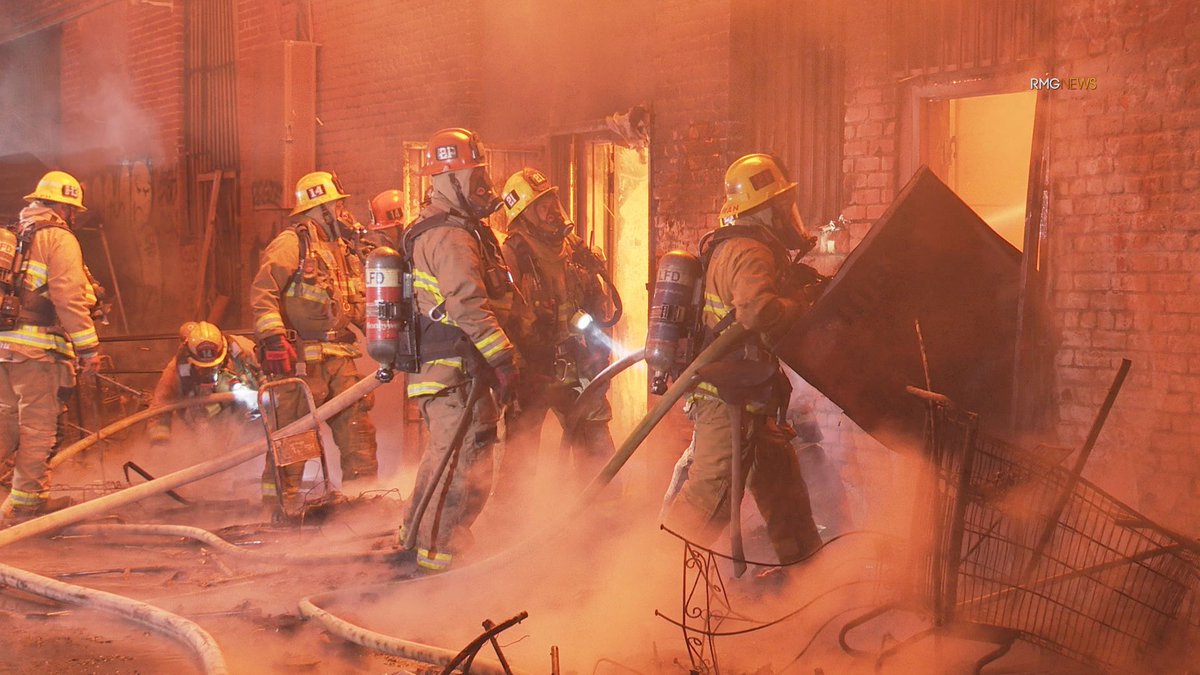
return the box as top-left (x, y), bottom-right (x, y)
top-left (921, 90), bottom-right (1037, 250)
top-left (552, 134), bottom-right (651, 469)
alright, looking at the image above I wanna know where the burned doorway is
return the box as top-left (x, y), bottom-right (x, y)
top-left (551, 134), bottom-right (651, 464)
top-left (920, 90), bottom-right (1038, 250)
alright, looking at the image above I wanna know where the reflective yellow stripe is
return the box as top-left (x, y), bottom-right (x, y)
top-left (285, 282), bottom-right (330, 303)
top-left (416, 548), bottom-right (452, 570)
top-left (427, 358), bottom-right (464, 369)
top-left (303, 343), bottom-right (323, 361)
top-left (0, 328), bottom-right (73, 356)
top-left (260, 481), bottom-right (278, 497)
top-left (474, 331), bottom-right (512, 361)
top-left (8, 488), bottom-right (47, 507)
top-left (68, 326), bottom-right (99, 350)
top-left (411, 269), bottom-right (445, 302)
top-left (703, 292), bottom-right (729, 319)
top-left (23, 261), bottom-right (48, 286)
top-left (255, 312), bottom-right (285, 334)
top-left (320, 342), bottom-right (361, 359)
top-left (407, 381), bottom-right (449, 397)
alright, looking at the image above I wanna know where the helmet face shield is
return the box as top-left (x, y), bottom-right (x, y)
top-left (770, 197), bottom-right (813, 252)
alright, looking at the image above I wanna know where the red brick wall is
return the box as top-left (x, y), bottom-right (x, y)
top-left (650, 0), bottom-right (735, 256)
top-left (308, 1), bottom-right (483, 219)
top-left (837, 0), bottom-right (1200, 533)
top-left (1043, 0), bottom-right (1200, 531)
top-left (839, 0), bottom-right (900, 248)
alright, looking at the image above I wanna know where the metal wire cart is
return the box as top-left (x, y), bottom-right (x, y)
top-left (842, 393), bottom-right (1200, 673)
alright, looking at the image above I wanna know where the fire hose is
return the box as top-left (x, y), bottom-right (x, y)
top-left (0, 562), bottom-right (227, 675)
top-left (298, 591), bottom-right (523, 675)
top-left (556, 348), bottom-right (645, 455)
top-left (63, 523), bottom-right (398, 564)
top-left (297, 328), bottom-right (748, 669)
top-left (49, 393), bottom-right (238, 469)
top-left (577, 324), bottom-right (747, 505)
top-left (402, 377), bottom-right (486, 551)
top-left (0, 375), bottom-right (383, 674)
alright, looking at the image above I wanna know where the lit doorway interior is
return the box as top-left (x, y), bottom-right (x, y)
top-left (554, 135), bottom-right (651, 474)
top-left (921, 90), bottom-right (1037, 250)
top-left (584, 143), bottom-right (649, 448)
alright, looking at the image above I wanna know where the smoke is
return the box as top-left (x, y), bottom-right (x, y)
top-left (0, 6), bottom-right (163, 163)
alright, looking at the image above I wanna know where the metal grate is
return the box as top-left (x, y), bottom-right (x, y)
top-left (909, 404), bottom-right (1200, 671)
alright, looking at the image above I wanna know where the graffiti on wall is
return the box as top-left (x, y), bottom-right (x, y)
top-left (78, 160), bottom-right (182, 333)
top-left (251, 179), bottom-right (283, 208)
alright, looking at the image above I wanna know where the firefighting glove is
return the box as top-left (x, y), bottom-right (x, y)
top-left (763, 297), bottom-right (805, 345)
top-left (491, 359), bottom-right (520, 407)
top-left (77, 349), bottom-right (102, 377)
top-left (260, 334), bottom-right (298, 376)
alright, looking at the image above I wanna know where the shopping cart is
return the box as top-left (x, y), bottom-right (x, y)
top-left (258, 377), bottom-right (336, 521)
top-left (841, 398), bottom-right (1200, 673)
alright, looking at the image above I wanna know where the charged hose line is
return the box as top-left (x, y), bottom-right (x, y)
top-left (64, 523), bottom-right (398, 564)
top-left (298, 592), bottom-right (520, 675)
top-left (297, 329), bottom-right (749, 669)
top-left (49, 393), bottom-right (239, 469)
top-left (577, 324), bottom-right (748, 506)
top-left (592, 266), bottom-right (623, 329)
top-left (0, 562), bottom-right (228, 675)
top-left (557, 348), bottom-right (645, 455)
top-left (0, 374), bottom-right (381, 549)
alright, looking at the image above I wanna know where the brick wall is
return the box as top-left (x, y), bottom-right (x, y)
top-left (309, 0), bottom-right (483, 219)
top-left (1043, 0), bottom-right (1200, 531)
top-left (839, 0), bottom-right (899, 248)
top-left (650, 0), bottom-right (735, 256)
top-left (837, 0), bottom-right (1200, 533)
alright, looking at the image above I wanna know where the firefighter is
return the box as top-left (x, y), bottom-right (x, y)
top-left (660, 153), bottom-right (825, 566)
top-left (250, 170), bottom-right (377, 504)
top-left (146, 321), bottom-right (263, 444)
top-left (0, 171), bottom-right (101, 525)
top-left (398, 128), bottom-right (523, 572)
top-left (365, 189), bottom-right (405, 251)
top-left (496, 168), bottom-right (618, 506)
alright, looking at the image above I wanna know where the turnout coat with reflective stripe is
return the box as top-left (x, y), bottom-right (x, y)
top-left (692, 233), bottom-right (789, 410)
top-left (0, 206), bottom-right (98, 360)
top-left (404, 206), bottom-right (518, 398)
top-left (250, 218), bottom-right (365, 359)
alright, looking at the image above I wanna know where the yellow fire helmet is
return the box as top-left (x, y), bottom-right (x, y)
top-left (500, 168), bottom-right (557, 223)
top-left (291, 170), bottom-right (350, 216)
top-left (184, 321), bottom-right (227, 369)
top-left (24, 170), bottom-right (87, 212)
top-left (717, 154), bottom-right (797, 226)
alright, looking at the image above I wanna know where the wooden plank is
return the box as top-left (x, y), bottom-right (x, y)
top-left (194, 171), bottom-right (223, 318)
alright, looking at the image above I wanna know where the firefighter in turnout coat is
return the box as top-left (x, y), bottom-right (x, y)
top-left (398, 128), bottom-right (524, 572)
top-left (250, 171), bottom-right (377, 504)
top-left (147, 321), bottom-right (263, 444)
top-left (660, 154), bottom-right (825, 565)
top-left (0, 171), bottom-right (101, 524)
top-left (496, 168), bottom-right (618, 506)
